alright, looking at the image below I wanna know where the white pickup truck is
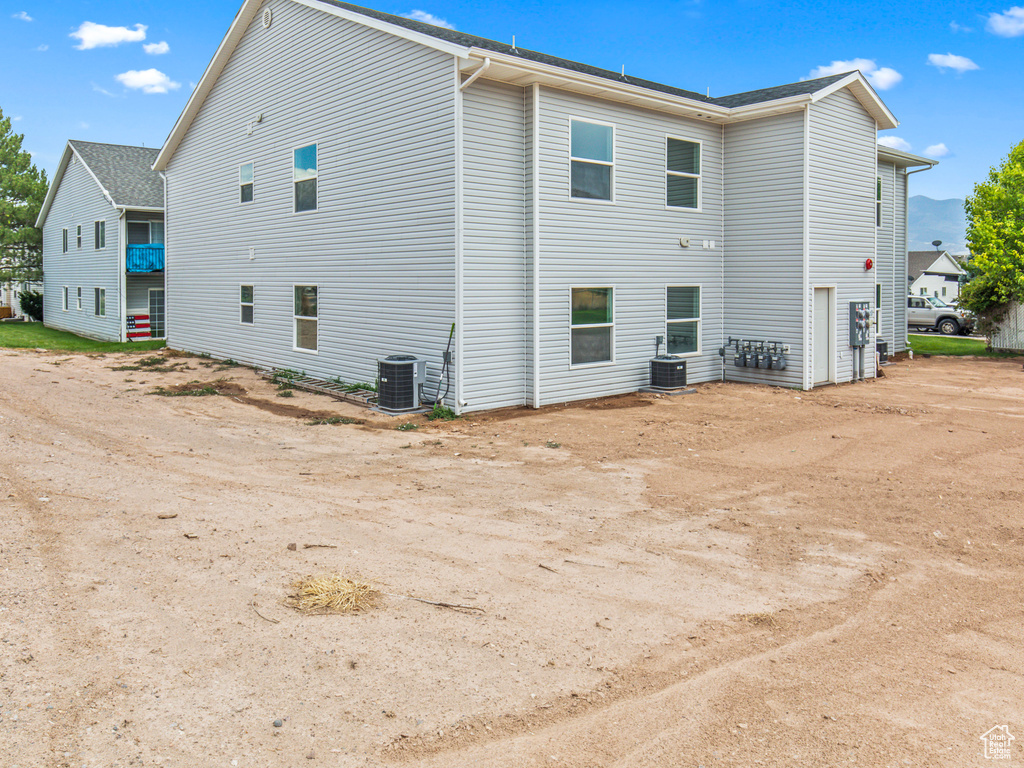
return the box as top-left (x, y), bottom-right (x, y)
top-left (907, 296), bottom-right (974, 335)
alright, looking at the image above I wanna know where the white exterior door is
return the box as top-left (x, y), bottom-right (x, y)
top-left (813, 288), bottom-right (832, 385)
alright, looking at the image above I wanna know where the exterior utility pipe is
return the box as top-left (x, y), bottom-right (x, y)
top-left (459, 58), bottom-right (491, 90)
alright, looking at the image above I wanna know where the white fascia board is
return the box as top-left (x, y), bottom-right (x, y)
top-left (876, 145), bottom-right (937, 169)
top-left (467, 49), bottom-right (730, 122)
top-left (117, 206), bottom-right (165, 213)
top-left (811, 72), bottom-right (898, 130)
top-left (153, 0), bottom-right (265, 171)
top-left (727, 94), bottom-right (813, 123)
top-left (297, 0), bottom-right (471, 58)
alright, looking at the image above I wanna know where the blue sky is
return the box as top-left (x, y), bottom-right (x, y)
top-left (2, 0), bottom-right (1021, 201)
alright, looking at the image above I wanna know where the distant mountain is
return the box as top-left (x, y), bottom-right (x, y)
top-left (908, 196), bottom-right (967, 255)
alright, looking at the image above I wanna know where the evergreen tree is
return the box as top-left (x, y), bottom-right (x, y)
top-left (0, 107), bottom-right (48, 284)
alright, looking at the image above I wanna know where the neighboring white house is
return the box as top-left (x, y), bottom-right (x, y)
top-left (908, 250), bottom-right (966, 302)
top-left (152, 0), bottom-right (934, 412)
top-left (1, 279), bottom-right (41, 318)
top-left (36, 141), bottom-right (166, 342)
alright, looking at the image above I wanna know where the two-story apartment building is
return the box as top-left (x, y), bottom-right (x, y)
top-left (37, 141), bottom-right (166, 342)
top-left (153, 0), bottom-right (933, 412)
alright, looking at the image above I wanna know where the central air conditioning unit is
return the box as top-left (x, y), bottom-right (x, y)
top-left (649, 355), bottom-right (687, 390)
top-left (377, 355), bottom-right (426, 412)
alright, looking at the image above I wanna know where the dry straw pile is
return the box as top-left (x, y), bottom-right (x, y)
top-left (287, 574), bottom-right (382, 615)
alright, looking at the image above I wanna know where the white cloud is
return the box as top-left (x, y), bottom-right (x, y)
top-left (805, 58), bottom-right (903, 90)
top-left (401, 10), bottom-right (455, 30)
top-left (927, 52), bottom-right (980, 72)
top-left (11, 115), bottom-right (23, 122)
top-left (36, 44), bottom-right (49, 52)
top-left (92, 82), bottom-right (118, 97)
top-left (949, 21), bottom-right (973, 33)
top-left (12, 11), bottom-right (32, 21)
top-left (987, 6), bottom-right (1024, 36)
top-left (143, 41), bottom-right (169, 55)
top-left (925, 143), bottom-right (950, 158)
top-left (878, 136), bottom-right (912, 152)
top-left (70, 21), bottom-right (147, 50)
top-left (115, 68), bottom-right (180, 94)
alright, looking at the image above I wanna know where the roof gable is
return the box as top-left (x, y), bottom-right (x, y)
top-left (36, 141), bottom-right (163, 227)
top-left (908, 250), bottom-right (964, 280)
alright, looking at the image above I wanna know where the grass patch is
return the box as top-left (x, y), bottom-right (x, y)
top-left (908, 334), bottom-right (1018, 358)
top-left (111, 355), bottom-right (184, 372)
top-left (396, 422), bottom-right (419, 431)
top-left (150, 381), bottom-right (223, 397)
top-left (0, 322), bottom-right (165, 352)
top-left (276, 390), bottom-right (294, 398)
top-left (545, 441), bottom-right (561, 449)
top-left (329, 377), bottom-right (378, 393)
top-left (306, 416), bottom-right (362, 426)
top-left (425, 403), bottom-right (458, 421)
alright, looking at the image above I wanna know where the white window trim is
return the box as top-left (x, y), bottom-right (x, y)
top-left (94, 220), bottom-right (106, 250)
top-left (239, 161), bottom-right (254, 205)
top-left (665, 136), bottom-right (702, 212)
top-left (94, 287), bottom-right (106, 317)
top-left (292, 142), bottom-right (319, 215)
top-left (62, 286), bottom-right (69, 312)
top-left (665, 284), bottom-right (702, 357)
top-left (876, 176), bottom-right (883, 228)
top-left (240, 283), bottom-right (254, 326)
top-left (292, 284), bottom-right (319, 354)
top-left (568, 118), bottom-right (615, 204)
top-left (148, 287), bottom-right (166, 339)
top-left (568, 285), bottom-right (615, 369)
top-left (76, 287), bottom-right (82, 311)
top-left (76, 225), bottom-right (82, 249)
top-left (62, 228), bottom-right (68, 253)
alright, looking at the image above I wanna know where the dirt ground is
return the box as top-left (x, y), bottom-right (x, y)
top-left (1, 349), bottom-right (1022, 768)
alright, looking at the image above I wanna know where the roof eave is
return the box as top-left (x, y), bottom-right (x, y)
top-left (36, 143), bottom-right (118, 227)
top-left (877, 145), bottom-right (938, 168)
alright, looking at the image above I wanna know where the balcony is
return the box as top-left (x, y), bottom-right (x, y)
top-left (126, 244), bottom-right (164, 272)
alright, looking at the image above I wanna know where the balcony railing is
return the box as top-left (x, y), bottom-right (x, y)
top-left (126, 244), bottom-right (164, 272)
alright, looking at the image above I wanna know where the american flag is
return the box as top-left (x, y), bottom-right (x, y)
top-left (127, 315), bottom-right (151, 341)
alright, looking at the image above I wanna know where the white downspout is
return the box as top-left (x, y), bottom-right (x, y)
top-left (459, 58), bottom-right (490, 91)
top-left (454, 58), bottom-right (466, 412)
top-left (802, 105), bottom-right (812, 390)
top-left (531, 84), bottom-right (542, 408)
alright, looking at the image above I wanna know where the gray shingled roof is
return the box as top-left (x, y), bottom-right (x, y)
top-left (69, 140), bottom-right (163, 209)
top-left (320, 1), bottom-right (849, 108)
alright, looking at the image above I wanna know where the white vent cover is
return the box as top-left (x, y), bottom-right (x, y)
top-left (262, 7), bottom-right (273, 28)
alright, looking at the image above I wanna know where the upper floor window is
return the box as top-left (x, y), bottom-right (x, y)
top-left (62, 228), bottom-right (68, 253)
top-left (62, 286), bottom-right (69, 311)
top-left (94, 220), bottom-right (106, 249)
top-left (240, 162), bottom-right (254, 203)
top-left (76, 287), bottom-right (82, 310)
top-left (876, 177), bottom-right (882, 227)
top-left (76, 225), bottom-right (82, 249)
top-left (293, 144), bottom-right (318, 213)
top-left (667, 138), bottom-right (701, 209)
top-left (570, 121), bottom-right (613, 201)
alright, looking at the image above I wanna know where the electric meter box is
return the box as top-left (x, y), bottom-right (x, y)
top-left (849, 301), bottom-right (871, 347)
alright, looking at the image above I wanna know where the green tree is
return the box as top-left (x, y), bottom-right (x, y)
top-left (959, 139), bottom-right (1024, 332)
top-left (0, 107), bottom-right (48, 284)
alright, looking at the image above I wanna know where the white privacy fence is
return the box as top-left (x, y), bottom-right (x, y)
top-left (990, 301), bottom-right (1024, 352)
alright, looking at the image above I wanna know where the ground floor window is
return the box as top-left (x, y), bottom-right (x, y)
top-left (63, 286), bottom-right (69, 311)
top-left (294, 285), bottom-right (318, 352)
top-left (76, 287), bottom-right (82, 310)
top-left (666, 286), bottom-right (700, 355)
top-left (570, 287), bottom-right (613, 365)
top-left (240, 285), bottom-right (254, 324)
top-left (94, 288), bottom-right (105, 316)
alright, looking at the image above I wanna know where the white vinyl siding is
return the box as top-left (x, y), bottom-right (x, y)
top-left (809, 89), bottom-right (877, 384)
top-left (163, 0), bottom-right (457, 390)
top-left (723, 110), bottom-right (805, 388)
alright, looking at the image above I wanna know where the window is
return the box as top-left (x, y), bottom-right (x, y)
top-left (62, 287), bottom-right (69, 311)
top-left (293, 144), bottom-right (318, 212)
top-left (77, 225), bottom-right (82, 249)
top-left (62, 228), bottom-right (68, 253)
top-left (240, 285), bottom-right (254, 324)
top-left (941, 286), bottom-right (947, 297)
top-left (876, 177), bottom-right (882, 227)
top-left (920, 288), bottom-right (927, 296)
top-left (570, 121), bottom-right (613, 200)
top-left (94, 288), bottom-right (105, 317)
top-left (294, 285), bottom-right (318, 351)
top-left (875, 283), bottom-right (882, 330)
top-left (666, 138), bottom-right (700, 209)
top-left (76, 287), bottom-right (82, 310)
top-left (240, 162), bottom-right (254, 203)
top-left (666, 286), bottom-right (701, 354)
top-left (570, 287), bottom-right (613, 365)
top-left (150, 222), bottom-right (165, 244)
top-left (94, 220), bottom-right (106, 249)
